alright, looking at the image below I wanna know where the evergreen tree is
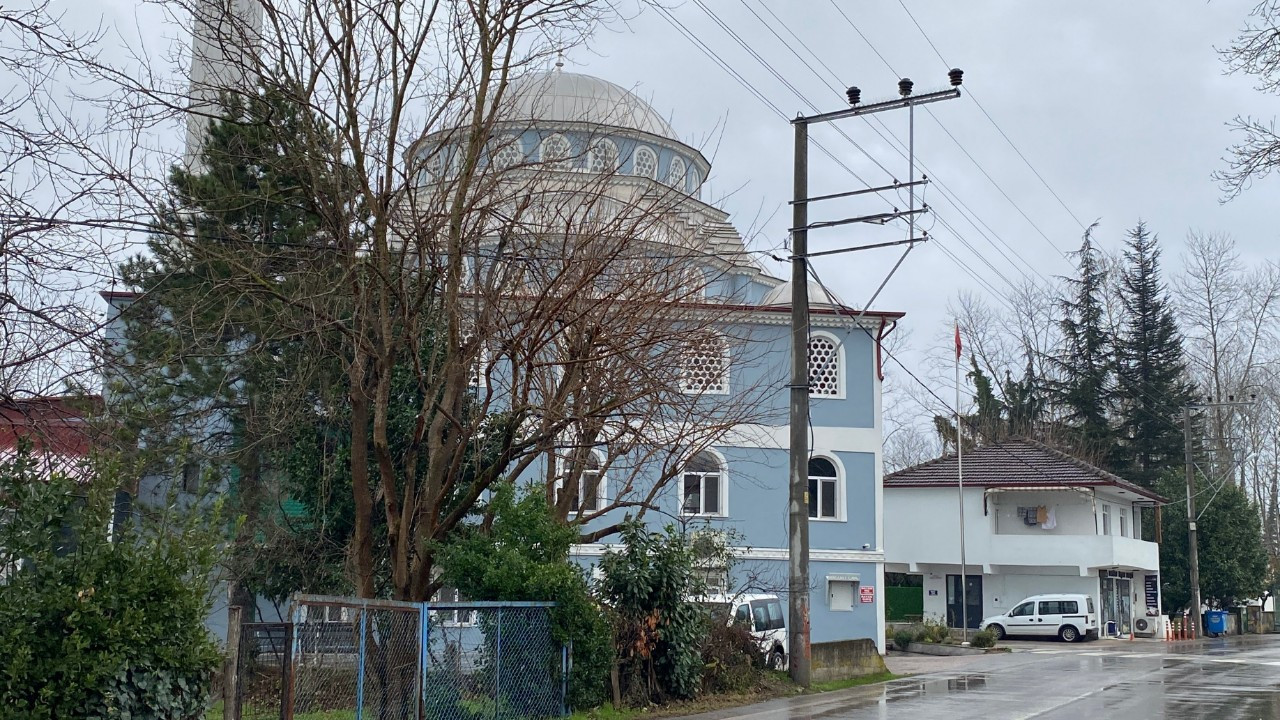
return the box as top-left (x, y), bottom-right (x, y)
top-left (968, 357), bottom-right (1004, 441)
top-left (1003, 358), bottom-right (1045, 438)
top-left (1054, 224), bottom-right (1117, 466)
top-left (1115, 222), bottom-right (1193, 489)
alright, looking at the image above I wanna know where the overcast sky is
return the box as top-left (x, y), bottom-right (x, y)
top-left (70, 1), bottom-right (1280, 403)
top-left (563, 1), bottom-right (1279, 357)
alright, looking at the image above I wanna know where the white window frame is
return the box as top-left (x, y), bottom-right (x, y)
top-left (539, 133), bottom-right (574, 170)
top-left (806, 331), bottom-right (845, 399)
top-left (633, 145), bottom-right (658, 180)
top-left (431, 586), bottom-right (477, 627)
top-left (459, 324), bottom-right (488, 389)
top-left (666, 155), bottom-right (686, 188)
top-left (680, 449), bottom-right (727, 518)
top-left (679, 333), bottom-right (730, 395)
top-left (687, 167), bottom-right (701, 195)
top-left (490, 134), bottom-right (523, 170)
top-left (555, 448), bottom-right (608, 515)
top-left (1119, 509), bottom-right (1128, 538)
top-left (807, 454), bottom-right (844, 522)
top-left (587, 138), bottom-right (619, 174)
top-left (1101, 503), bottom-right (1112, 536)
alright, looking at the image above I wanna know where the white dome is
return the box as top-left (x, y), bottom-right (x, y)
top-left (500, 70), bottom-right (677, 139)
top-left (761, 280), bottom-right (846, 308)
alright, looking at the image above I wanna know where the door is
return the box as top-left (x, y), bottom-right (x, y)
top-left (946, 574), bottom-right (983, 629)
top-left (1005, 600), bottom-right (1038, 636)
top-left (1036, 600), bottom-right (1065, 637)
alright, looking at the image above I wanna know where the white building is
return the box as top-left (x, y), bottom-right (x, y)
top-left (884, 439), bottom-right (1164, 637)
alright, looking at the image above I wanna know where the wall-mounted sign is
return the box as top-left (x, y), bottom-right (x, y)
top-left (928, 589), bottom-right (939, 596)
top-left (1145, 574), bottom-right (1159, 610)
top-left (859, 586), bottom-right (875, 604)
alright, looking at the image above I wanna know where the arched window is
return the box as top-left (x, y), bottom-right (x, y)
top-left (687, 167), bottom-right (701, 194)
top-left (680, 333), bottom-right (728, 394)
top-left (633, 145), bottom-right (658, 179)
top-left (423, 146), bottom-right (446, 180)
top-left (807, 333), bottom-right (843, 397)
top-left (666, 155), bottom-right (687, 188)
top-left (490, 135), bottom-right (522, 169)
top-left (540, 133), bottom-right (573, 170)
top-left (588, 138), bottom-right (619, 173)
top-left (682, 451), bottom-right (724, 516)
top-left (556, 449), bottom-right (606, 513)
top-left (808, 457), bottom-right (839, 520)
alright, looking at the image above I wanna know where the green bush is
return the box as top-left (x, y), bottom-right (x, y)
top-left (914, 619), bottom-right (951, 644)
top-left (700, 615), bottom-right (763, 694)
top-left (892, 628), bottom-right (916, 650)
top-left (969, 627), bottom-right (997, 648)
top-left (0, 448), bottom-right (222, 719)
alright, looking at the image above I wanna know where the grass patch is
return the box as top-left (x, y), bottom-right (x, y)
top-left (810, 671), bottom-right (898, 693)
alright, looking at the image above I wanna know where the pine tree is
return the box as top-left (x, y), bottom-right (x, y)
top-left (1003, 358), bottom-right (1045, 438)
top-left (968, 357), bottom-right (1004, 441)
top-left (1115, 222), bottom-right (1192, 489)
top-left (1054, 224), bottom-right (1117, 466)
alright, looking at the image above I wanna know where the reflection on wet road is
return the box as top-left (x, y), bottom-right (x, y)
top-left (679, 636), bottom-right (1280, 719)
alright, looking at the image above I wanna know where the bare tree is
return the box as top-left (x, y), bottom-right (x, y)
top-left (1218, 1), bottom-right (1280, 199)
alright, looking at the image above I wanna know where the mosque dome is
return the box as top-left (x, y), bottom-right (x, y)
top-left (760, 280), bottom-right (846, 309)
top-left (500, 70), bottom-right (678, 139)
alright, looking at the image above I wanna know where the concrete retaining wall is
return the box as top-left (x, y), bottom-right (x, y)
top-left (810, 639), bottom-right (887, 683)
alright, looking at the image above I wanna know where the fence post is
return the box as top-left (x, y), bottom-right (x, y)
top-left (494, 607), bottom-right (502, 720)
top-left (561, 642), bottom-right (569, 717)
top-left (283, 622), bottom-right (295, 720)
top-left (418, 603), bottom-right (429, 720)
top-left (356, 608), bottom-right (368, 720)
top-left (224, 606), bottom-right (243, 720)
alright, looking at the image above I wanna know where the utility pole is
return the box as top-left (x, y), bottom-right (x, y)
top-left (788, 70), bottom-right (964, 686)
top-left (1183, 395), bottom-right (1256, 637)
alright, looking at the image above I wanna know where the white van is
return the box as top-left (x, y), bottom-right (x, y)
top-left (979, 593), bottom-right (1098, 642)
top-left (699, 593), bottom-right (788, 669)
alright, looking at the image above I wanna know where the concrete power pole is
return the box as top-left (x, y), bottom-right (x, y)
top-left (788, 70), bottom-right (964, 687)
top-left (186, 0), bottom-right (264, 169)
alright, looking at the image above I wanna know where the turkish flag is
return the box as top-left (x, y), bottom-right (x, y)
top-left (954, 324), bottom-right (962, 360)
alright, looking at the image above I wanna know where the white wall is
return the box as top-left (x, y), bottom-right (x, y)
top-left (916, 566), bottom-right (1100, 623)
top-left (991, 490), bottom-right (1095, 535)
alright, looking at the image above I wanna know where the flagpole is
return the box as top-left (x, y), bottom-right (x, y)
top-left (956, 325), bottom-right (969, 642)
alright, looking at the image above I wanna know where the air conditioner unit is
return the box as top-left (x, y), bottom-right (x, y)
top-left (1133, 615), bottom-right (1164, 638)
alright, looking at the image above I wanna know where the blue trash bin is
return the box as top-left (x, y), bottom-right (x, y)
top-left (1206, 610), bottom-right (1228, 636)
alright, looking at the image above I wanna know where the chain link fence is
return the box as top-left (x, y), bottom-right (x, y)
top-left (240, 595), bottom-right (565, 720)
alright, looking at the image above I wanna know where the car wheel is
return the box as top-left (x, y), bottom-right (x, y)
top-left (767, 648), bottom-right (787, 671)
top-left (989, 624), bottom-right (1006, 641)
top-left (1059, 625), bottom-right (1079, 643)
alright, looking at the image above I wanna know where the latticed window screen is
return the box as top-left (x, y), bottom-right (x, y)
top-left (681, 334), bottom-right (728, 393)
top-left (807, 335), bottom-right (841, 396)
top-left (634, 146), bottom-right (658, 179)
top-left (540, 134), bottom-right (572, 169)
top-left (667, 155), bottom-right (686, 188)
top-left (490, 135), bottom-right (522, 169)
top-left (588, 139), bottom-right (619, 173)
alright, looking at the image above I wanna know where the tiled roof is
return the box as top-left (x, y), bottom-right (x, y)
top-left (884, 438), bottom-right (1165, 502)
top-left (0, 396), bottom-right (104, 480)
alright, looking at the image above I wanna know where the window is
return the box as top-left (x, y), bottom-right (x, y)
top-left (1010, 601), bottom-right (1034, 617)
top-left (808, 457), bottom-right (839, 520)
top-left (680, 333), bottom-right (729, 394)
top-left (180, 462), bottom-right (200, 494)
top-left (432, 586), bottom-right (476, 626)
top-left (666, 155), bottom-right (686, 188)
top-left (733, 604), bottom-right (750, 627)
top-left (1119, 511), bottom-right (1128, 538)
top-left (694, 567), bottom-right (728, 594)
top-left (750, 599), bottom-right (785, 631)
top-left (490, 135), bottom-right (522, 169)
top-left (556, 451), bottom-right (606, 513)
top-left (303, 605), bottom-right (350, 623)
top-left (423, 145), bottom-right (446, 179)
top-left (1101, 504), bottom-right (1112, 535)
top-left (1087, 596), bottom-right (1096, 614)
top-left (807, 334), bottom-right (842, 397)
top-left (539, 133), bottom-right (572, 170)
top-left (459, 326), bottom-right (486, 388)
top-left (1038, 600), bottom-right (1078, 615)
top-left (587, 138), bottom-right (619, 173)
top-left (633, 145), bottom-right (658, 179)
top-left (681, 451), bottom-right (723, 516)
top-left (687, 167), bottom-right (701, 194)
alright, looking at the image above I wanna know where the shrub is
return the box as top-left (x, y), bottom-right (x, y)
top-left (969, 627), bottom-right (998, 648)
top-left (914, 619), bottom-right (951, 644)
top-left (0, 449), bottom-right (222, 719)
top-left (700, 617), bottom-right (763, 694)
top-left (892, 628), bottom-right (916, 651)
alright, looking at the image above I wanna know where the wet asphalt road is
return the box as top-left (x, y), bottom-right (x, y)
top-left (680, 635), bottom-right (1280, 719)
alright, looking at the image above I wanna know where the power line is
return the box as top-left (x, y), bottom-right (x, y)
top-left (895, 0), bottom-right (1088, 233)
